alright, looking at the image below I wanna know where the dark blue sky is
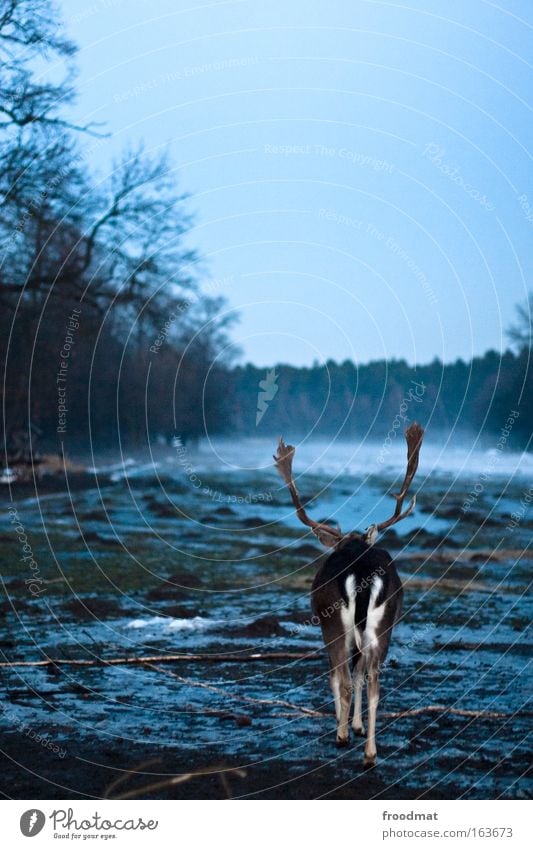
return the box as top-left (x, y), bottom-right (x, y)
top-left (59, 0), bottom-right (532, 366)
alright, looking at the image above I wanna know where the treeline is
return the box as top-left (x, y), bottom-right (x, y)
top-left (226, 348), bottom-right (532, 448)
top-left (0, 0), bottom-right (233, 462)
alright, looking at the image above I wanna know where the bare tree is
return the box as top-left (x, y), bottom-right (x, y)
top-left (507, 292), bottom-right (533, 351)
top-left (0, 0), bottom-right (76, 131)
top-left (0, 0), bottom-right (236, 462)
top-left (78, 145), bottom-right (198, 319)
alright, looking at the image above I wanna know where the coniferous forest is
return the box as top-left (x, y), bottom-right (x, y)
top-left (228, 346), bottom-right (532, 448)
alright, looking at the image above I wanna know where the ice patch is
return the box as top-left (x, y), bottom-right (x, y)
top-left (127, 615), bottom-right (216, 632)
top-left (87, 458), bottom-right (137, 474)
top-left (110, 462), bottom-right (161, 482)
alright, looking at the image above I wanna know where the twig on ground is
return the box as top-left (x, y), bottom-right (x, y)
top-left (106, 762), bottom-right (247, 800)
top-left (148, 663), bottom-right (325, 717)
top-left (0, 651), bottom-right (316, 669)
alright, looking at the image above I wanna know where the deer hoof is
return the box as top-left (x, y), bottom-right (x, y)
top-left (352, 724), bottom-right (365, 737)
top-left (363, 754), bottom-right (377, 769)
top-left (336, 736), bottom-right (350, 748)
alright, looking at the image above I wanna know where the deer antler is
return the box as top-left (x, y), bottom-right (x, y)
top-left (275, 425), bottom-right (424, 549)
top-left (273, 437), bottom-right (343, 548)
top-left (365, 422), bottom-right (424, 541)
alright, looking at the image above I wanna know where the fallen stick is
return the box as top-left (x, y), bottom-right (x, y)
top-left (253, 706), bottom-right (526, 721)
top-left (380, 705), bottom-right (521, 720)
top-left (148, 665), bottom-right (531, 722)
top-left (2, 657), bottom-right (528, 722)
top-left (0, 651), bottom-right (318, 669)
top-left (105, 761), bottom-right (247, 801)
top-left (148, 663), bottom-right (326, 717)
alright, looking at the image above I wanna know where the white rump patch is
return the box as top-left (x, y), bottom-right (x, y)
top-left (364, 576), bottom-right (385, 651)
top-left (340, 575), bottom-right (361, 652)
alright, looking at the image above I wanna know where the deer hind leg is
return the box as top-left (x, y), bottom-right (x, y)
top-left (363, 661), bottom-right (380, 767)
top-left (351, 651), bottom-right (366, 736)
top-left (327, 638), bottom-right (353, 747)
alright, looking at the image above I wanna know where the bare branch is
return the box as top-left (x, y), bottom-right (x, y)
top-left (507, 292), bottom-right (533, 351)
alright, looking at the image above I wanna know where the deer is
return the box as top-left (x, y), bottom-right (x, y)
top-left (273, 423), bottom-right (424, 767)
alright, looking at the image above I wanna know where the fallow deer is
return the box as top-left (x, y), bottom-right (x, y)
top-left (273, 423), bottom-right (424, 767)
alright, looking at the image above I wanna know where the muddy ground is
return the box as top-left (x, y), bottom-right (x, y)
top-left (0, 457), bottom-right (531, 799)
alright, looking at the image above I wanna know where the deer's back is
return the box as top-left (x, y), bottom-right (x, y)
top-left (311, 537), bottom-right (403, 633)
